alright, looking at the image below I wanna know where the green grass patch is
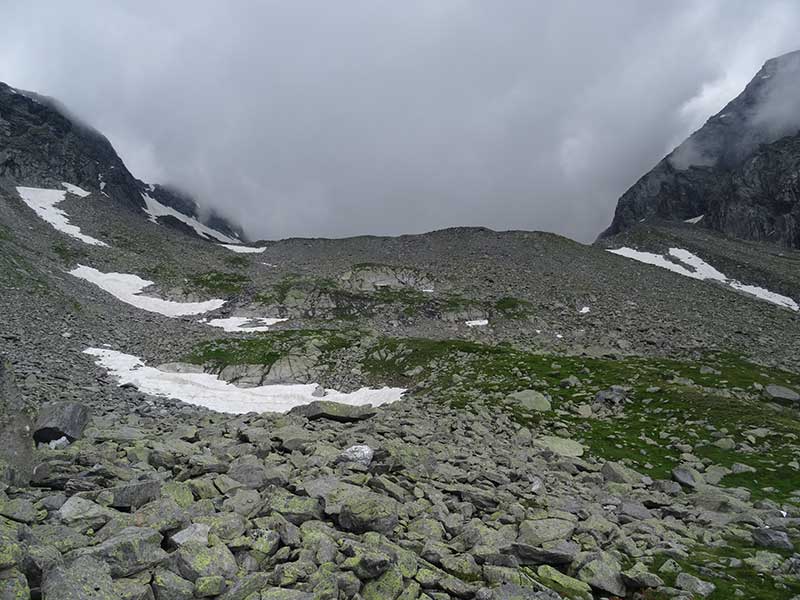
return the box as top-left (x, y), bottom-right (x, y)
top-left (494, 296), bottom-right (532, 318)
top-left (52, 241), bottom-right (86, 264)
top-left (645, 542), bottom-right (800, 600)
top-left (225, 255), bottom-right (249, 269)
top-left (183, 329), bottom-right (357, 371)
top-left (187, 271), bottom-right (249, 295)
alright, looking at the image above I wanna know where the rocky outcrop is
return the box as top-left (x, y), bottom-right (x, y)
top-left (0, 359), bottom-right (35, 486)
top-left (0, 81), bottom-right (244, 241)
top-left (602, 49), bottom-right (800, 248)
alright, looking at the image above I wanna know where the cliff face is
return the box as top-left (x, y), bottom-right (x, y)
top-left (601, 50), bottom-right (800, 248)
top-left (0, 82), bottom-right (245, 241)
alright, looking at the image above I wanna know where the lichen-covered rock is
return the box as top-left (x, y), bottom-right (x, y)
top-left (517, 518), bottom-right (575, 547)
top-left (176, 542), bottom-right (238, 582)
top-left (576, 553), bottom-right (626, 597)
top-left (194, 575), bottom-right (226, 597)
top-left (41, 555), bottom-right (117, 600)
top-left (152, 567), bottom-right (194, 600)
top-left (536, 565), bottom-right (592, 600)
top-left (338, 490), bottom-right (399, 534)
top-left (68, 526), bottom-right (167, 577)
top-left (0, 568), bottom-right (30, 600)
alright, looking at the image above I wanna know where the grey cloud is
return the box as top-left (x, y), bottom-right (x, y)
top-left (1, 1), bottom-right (799, 242)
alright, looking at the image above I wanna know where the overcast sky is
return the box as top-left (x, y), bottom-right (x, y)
top-left (1, 1), bottom-right (798, 242)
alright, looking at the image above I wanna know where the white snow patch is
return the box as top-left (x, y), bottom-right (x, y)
top-left (70, 265), bottom-right (225, 316)
top-left (141, 192), bottom-right (240, 244)
top-left (608, 247), bottom-right (799, 311)
top-left (579, 306), bottom-right (590, 314)
top-left (61, 182), bottom-right (91, 197)
top-left (205, 317), bottom-right (288, 332)
top-left (17, 186), bottom-right (108, 246)
top-left (84, 348), bottom-right (405, 414)
top-left (465, 319), bottom-right (488, 327)
top-left (684, 214), bottom-right (704, 224)
top-left (220, 243), bottom-right (267, 254)
top-left (98, 174), bottom-right (106, 192)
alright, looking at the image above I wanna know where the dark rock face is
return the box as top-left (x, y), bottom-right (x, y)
top-left (0, 359), bottom-right (36, 486)
top-left (0, 81), bottom-right (244, 242)
top-left (602, 50), bottom-right (800, 248)
top-left (33, 401), bottom-right (90, 443)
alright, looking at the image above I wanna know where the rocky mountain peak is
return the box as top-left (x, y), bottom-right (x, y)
top-left (0, 81), bottom-right (245, 243)
top-left (601, 49), bottom-right (800, 247)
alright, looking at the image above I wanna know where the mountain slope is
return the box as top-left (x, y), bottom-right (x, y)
top-left (0, 81), bottom-right (245, 243)
top-left (601, 49), bottom-right (800, 247)
top-left (2, 80), bottom-right (800, 600)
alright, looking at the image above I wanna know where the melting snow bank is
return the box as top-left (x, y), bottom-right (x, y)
top-left (84, 348), bottom-right (405, 414)
top-left (608, 247), bottom-right (799, 311)
top-left (465, 319), bottom-right (489, 327)
top-left (220, 243), bottom-right (267, 254)
top-left (70, 265), bottom-right (225, 316)
top-left (204, 317), bottom-right (288, 332)
top-left (141, 192), bottom-right (240, 244)
top-left (17, 186), bottom-right (108, 246)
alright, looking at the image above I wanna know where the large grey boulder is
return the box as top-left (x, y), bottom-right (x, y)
top-left (68, 527), bottom-right (167, 577)
top-left (752, 527), bottom-right (794, 551)
top-left (534, 435), bottom-right (584, 457)
top-left (764, 384), bottom-right (800, 403)
top-left (57, 496), bottom-right (118, 531)
top-left (302, 476), bottom-right (364, 515)
top-left (33, 401), bottom-right (90, 443)
top-left (338, 490), bottom-right (400, 534)
top-left (675, 572), bottom-right (715, 597)
top-left (517, 518), bottom-right (575, 547)
top-left (576, 553), bottom-right (626, 597)
top-left (175, 542), bottom-right (238, 582)
top-left (0, 568), bottom-right (30, 599)
top-left (507, 390), bottom-right (551, 412)
top-left (107, 480), bottom-right (162, 510)
top-left (0, 360), bottom-right (36, 486)
top-left (152, 567), bottom-right (194, 600)
top-left (288, 400), bottom-right (378, 422)
top-left (41, 555), bottom-right (117, 600)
